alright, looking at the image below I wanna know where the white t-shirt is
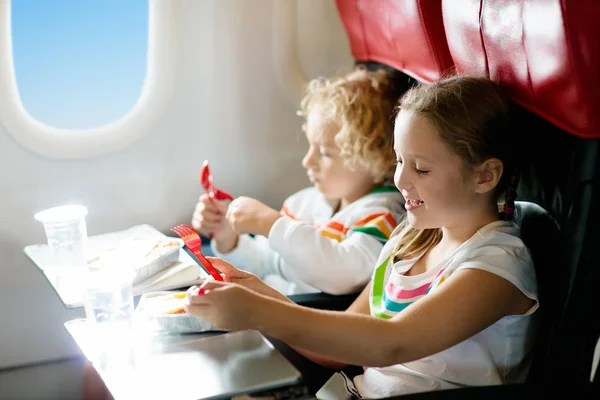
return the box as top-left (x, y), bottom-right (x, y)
top-left (353, 220), bottom-right (539, 398)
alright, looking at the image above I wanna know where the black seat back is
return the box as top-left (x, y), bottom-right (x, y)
top-left (513, 201), bottom-right (561, 383)
top-left (515, 107), bottom-right (600, 383)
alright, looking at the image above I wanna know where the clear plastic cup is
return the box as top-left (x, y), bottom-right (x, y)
top-left (34, 205), bottom-right (89, 298)
top-left (34, 205), bottom-right (89, 267)
top-left (83, 267), bottom-right (135, 327)
top-left (83, 265), bottom-right (136, 362)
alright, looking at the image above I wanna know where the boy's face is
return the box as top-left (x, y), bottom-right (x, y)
top-left (302, 108), bottom-right (374, 206)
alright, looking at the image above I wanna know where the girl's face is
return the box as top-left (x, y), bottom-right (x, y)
top-left (393, 111), bottom-right (482, 230)
top-left (302, 108), bottom-right (375, 207)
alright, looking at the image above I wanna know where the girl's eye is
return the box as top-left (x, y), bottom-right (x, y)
top-left (416, 168), bottom-right (429, 175)
top-left (395, 159), bottom-right (402, 166)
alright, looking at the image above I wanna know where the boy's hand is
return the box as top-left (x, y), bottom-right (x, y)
top-left (226, 197), bottom-right (282, 237)
top-left (191, 194), bottom-right (238, 252)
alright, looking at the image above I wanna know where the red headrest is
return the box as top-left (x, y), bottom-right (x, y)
top-left (443, 0), bottom-right (600, 139)
top-left (335, 0), bottom-right (454, 83)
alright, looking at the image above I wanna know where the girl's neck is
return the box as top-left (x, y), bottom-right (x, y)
top-left (439, 205), bottom-right (501, 248)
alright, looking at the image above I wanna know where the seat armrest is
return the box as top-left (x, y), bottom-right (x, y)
top-left (287, 292), bottom-right (359, 311)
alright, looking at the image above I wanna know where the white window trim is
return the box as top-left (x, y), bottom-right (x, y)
top-left (0, 0), bottom-right (177, 159)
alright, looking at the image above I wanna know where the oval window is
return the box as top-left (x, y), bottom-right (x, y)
top-left (11, 0), bottom-right (148, 129)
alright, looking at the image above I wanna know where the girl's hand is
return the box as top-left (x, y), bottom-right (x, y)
top-left (226, 197), bottom-right (282, 237)
top-left (208, 257), bottom-right (289, 302)
top-left (185, 280), bottom-right (265, 331)
top-left (191, 194), bottom-right (238, 252)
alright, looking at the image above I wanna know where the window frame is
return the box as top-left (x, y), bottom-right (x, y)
top-left (0, 0), bottom-right (176, 159)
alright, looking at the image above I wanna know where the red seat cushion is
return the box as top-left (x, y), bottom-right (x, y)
top-left (335, 0), bottom-right (454, 83)
top-left (442, 0), bottom-right (600, 139)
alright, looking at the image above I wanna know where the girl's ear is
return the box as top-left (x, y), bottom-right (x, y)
top-left (474, 158), bottom-right (503, 194)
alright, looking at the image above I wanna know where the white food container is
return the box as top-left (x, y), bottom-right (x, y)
top-left (134, 291), bottom-right (213, 334)
top-left (87, 237), bottom-right (183, 285)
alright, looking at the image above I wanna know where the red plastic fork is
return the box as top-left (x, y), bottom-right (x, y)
top-left (170, 224), bottom-right (224, 281)
top-left (200, 160), bottom-right (233, 202)
top-left (200, 160), bottom-right (233, 240)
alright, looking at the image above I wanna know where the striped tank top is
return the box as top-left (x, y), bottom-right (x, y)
top-left (371, 252), bottom-right (447, 319)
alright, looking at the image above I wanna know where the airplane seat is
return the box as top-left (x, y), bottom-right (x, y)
top-left (441, 0), bottom-right (600, 386)
top-left (292, 0), bottom-right (600, 394)
top-left (511, 200), bottom-right (561, 382)
top-left (334, 0), bottom-right (453, 83)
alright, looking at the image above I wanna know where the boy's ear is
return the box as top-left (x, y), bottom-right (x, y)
top-left (474, 158), bottom-right (503, 194)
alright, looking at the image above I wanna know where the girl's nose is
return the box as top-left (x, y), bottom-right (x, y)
top-left (394, 165), bottom-right (412, 191)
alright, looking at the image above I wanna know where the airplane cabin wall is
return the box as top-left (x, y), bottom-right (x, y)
top-left (0, 0), bottom-right (353, 368)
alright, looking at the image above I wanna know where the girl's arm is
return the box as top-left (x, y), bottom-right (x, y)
top-left (192, 263), bottom-right (373, 370)
top-left (248, 268), bottom-right (533, 367)
top-left (289, 282), bottom-right (373, 370)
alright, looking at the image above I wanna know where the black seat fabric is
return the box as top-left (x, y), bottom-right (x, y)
top-left (512, 201), bottom-right (562, 383)
top-left (515, 106), bottom-right (600, 384)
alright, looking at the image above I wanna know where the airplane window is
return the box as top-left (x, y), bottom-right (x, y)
top-left (11, 0), bottom-right (148, 129)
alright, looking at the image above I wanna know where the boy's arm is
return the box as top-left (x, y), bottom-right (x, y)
top-left (268, 212), bottom-right (394, 295)
top-left (211, 234), bottom-right (281, 279)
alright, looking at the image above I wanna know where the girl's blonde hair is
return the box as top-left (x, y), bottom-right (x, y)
top-left (298, 66), bottom-right (402, 183)
top-left (390, 76), bottom-right (518, 261)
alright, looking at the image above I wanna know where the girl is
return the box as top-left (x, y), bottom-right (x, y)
top-left (192, 66), bottom-right (406, 295)
top-left (185, 76), bottom-right (539, 398)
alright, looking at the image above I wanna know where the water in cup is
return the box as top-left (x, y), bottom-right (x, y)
top-left (34, 205), bottom-right (89, 267)
top-left (84, 267), bottom-right (134, 328)
top-left (85, 273), bottom-right (134, 325)
top-left (34, 205), bottom-right (89, 300)
top-left (83, 266), bottom-right (136, 363)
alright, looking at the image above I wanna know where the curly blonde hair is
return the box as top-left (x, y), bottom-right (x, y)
top-left (298, 66), bottom-right (400, 183)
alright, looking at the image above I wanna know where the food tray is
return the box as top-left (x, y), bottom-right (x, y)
top-left (87, 237), bottom-right (183, 285)
top-left (134, 291), bottom-right (213, 334)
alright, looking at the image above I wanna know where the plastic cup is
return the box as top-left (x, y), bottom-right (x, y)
top-left (83, 267), bottom-right (135, 326)
top-left (34, 205), bottom-right (89, 298)
top-left (83, 265), bottom-right (135, 362)
top-left (34, 205), bottom-right (89, 267)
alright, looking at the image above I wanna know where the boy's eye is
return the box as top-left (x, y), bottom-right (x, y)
top-left (319, 147), bottom-right (331, 157)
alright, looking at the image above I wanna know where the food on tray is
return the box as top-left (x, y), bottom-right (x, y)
top-left (87, 237), bottom-right (182, 269)
top-left (135, 291), bottom-right (213, 333)
top-left (136, 291), bottom-right (188, 316)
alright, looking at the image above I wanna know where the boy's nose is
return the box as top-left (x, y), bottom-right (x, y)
top-left (302, 148), bottom-right (316, 169)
